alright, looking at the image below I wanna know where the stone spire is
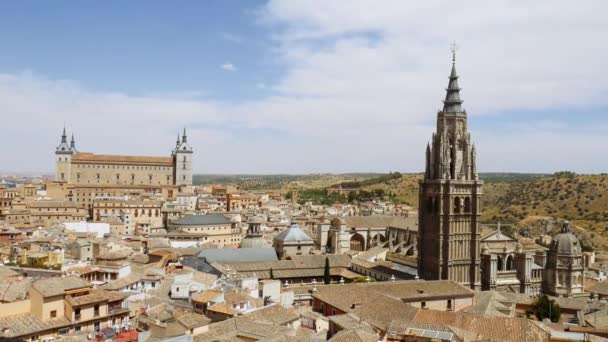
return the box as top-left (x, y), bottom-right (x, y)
top-left (442, 44), bottom-right (463, 113)
top-left (182, 127), bottom-right (188, 143)
top-left (176, 133), bottom-right (181, 147)
top-left (61, 126), bottom-right (67, 144)
top-left (69, 134), bottom-right (77, 152)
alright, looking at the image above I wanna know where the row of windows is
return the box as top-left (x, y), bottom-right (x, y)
top-left (74, 164), bottom-right (172, 171)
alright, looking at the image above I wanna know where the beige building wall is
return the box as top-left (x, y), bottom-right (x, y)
top-left (70, 160), bottom-right (174, 186)
top-left (0, 299), bottom-right (31, 318)
top-left (30, 288), bottom-right (65, 321)
top-left (56, 154), bottom-right (72, 183)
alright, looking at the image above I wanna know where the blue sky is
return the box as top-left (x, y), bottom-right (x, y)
top-left (0, 1), bottom-right (277, 100)
top-left (0, 1), bottom-right (607, 174)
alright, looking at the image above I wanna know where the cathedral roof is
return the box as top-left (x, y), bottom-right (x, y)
top-left (274, 222), bottom-right (312, 242)
top-left (240, 237), bottom-right (269, 249)
top-left (551, 221), bottom-right (582, 255)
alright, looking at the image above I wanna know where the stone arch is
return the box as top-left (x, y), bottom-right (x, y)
top-left (506, 255), bottom-right (513, 271)
top-left (350, 233), bottom-right (366, 252)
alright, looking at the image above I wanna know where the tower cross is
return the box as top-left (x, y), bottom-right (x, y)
top-left (450, 41), bottom-right (458, 62)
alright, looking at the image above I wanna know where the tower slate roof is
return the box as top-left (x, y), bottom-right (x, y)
top-left (442, 51), bottom-right (463, 113)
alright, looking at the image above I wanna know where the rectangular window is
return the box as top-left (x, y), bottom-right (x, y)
top-left (50, 310), bottom-right (57, 318)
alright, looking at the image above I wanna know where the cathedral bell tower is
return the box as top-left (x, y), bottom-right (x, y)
top-left (418, 47), bottom-right (483, 289)
top-left (55, 127), bottom-right (76, 183)
top-left (173, 128), bottom-right (193, 186)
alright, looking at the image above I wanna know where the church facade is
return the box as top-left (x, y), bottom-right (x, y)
top-left (417, 52), bottom-right (482, 289)
top-left (55, 128), bottom-right (193, 187)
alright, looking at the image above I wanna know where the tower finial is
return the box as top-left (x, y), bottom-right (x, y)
top-left (451, 41), bottom-right (458, 63)
top-left (442, 43), bottom-right (463, 113)
top-left (182, 127), bottom-right (187, 143)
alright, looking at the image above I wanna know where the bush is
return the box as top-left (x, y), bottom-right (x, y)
top-left (532, 295), bottom-right (561, 322)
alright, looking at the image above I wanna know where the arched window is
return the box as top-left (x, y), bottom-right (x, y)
top-left (453, 197), bottom-right (461, 214)
top-left (464, 197), bottom-right (471, 213)
top-left (497, 256), bottom-right (504, 271)
top-left (506, 255), bottom-right (513, 271)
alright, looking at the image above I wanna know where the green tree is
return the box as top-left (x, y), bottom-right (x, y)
top-left (352, 276), bottom-right (376, 283)
top-left (323, 257), bottom-right (331, 284)
top-left (531, 295), bottom-right (561, 322)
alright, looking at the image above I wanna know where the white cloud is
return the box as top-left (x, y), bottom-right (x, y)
top-left (220, 62), bottom-right (237, 72)
top-left (1, 1), bottom-right (608, 174)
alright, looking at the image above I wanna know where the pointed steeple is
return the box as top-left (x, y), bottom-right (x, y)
top-left (56, 126), bottom-right (72, 154)
top-left (442, 44), bottom-right (464, 113)
top-left (182, 127), bottom-right (187, 143)
top-left (61, 127), bottom-right (67, 143)
top-left (176, 133), bottom-right (181, 147)
top-left (69, 134), bottom-right (77, 153)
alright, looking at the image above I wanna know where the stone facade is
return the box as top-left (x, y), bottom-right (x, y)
top-left (55, 128), bottom-right (193, 187)
top-left (480, 225), bottom-right (544, 295)
top-left (418, 53), bottom-right (482, 289)
top-left (543, 221), bottom-right (585, 297)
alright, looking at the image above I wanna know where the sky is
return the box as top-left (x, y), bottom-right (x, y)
top-left (0, 1), bottom-right (607, 174)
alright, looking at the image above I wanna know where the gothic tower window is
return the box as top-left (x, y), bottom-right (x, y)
top-left (464, 197), bottom-right (471, 213)
top-left (453, 197), bottom-right (462, 214)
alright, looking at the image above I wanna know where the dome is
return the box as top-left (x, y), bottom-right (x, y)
top-left (274, 222), bottom-right (312, 242)
top-left (240, 237), bottom-right (270, 249)
top-left (551, 221), bottom-right (582, 255)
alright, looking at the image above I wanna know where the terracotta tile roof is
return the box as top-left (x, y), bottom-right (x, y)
top-left (244, 304), bottom-right (299, 325)
top-left (31, 275), bottom-right (90, 297)
top-left (176, 312), bottom-right (211, 329)
top-left (312, 282), bottom-right (419, 330)
top-left (66, 289), bottom-right (127, 306)
top-left (328, 326), bottom-right (379, 342)
top-left (413, 309), bottom-right (550, 341)
top-left (0, 313), bottom-right (71, 338)
top-left (194, 317), bottom-right (291, 341)
top-left (72, 152), bottom-right (173, 165)
top-left (192, 289), bottom-right (223, 303)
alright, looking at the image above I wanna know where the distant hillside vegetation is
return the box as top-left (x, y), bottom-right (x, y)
top-left (195, 172), bottom-right (608, 249)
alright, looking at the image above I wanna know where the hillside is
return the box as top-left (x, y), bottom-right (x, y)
top-left (195, 172), bottom-right (608, 250)
top-left (193, 173), bottom-right (381, 191)
top-left (364, 172), bottom-right (608, 250)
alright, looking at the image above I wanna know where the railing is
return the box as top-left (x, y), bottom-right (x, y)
top-left (496, 270), bottom-right (517, 279)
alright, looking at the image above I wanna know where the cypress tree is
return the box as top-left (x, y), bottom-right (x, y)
top-left (323, 257), bottom-right (331, 284)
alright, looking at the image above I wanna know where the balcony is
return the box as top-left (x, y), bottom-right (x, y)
top-left (108, 306), bottom-right (130, 315)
